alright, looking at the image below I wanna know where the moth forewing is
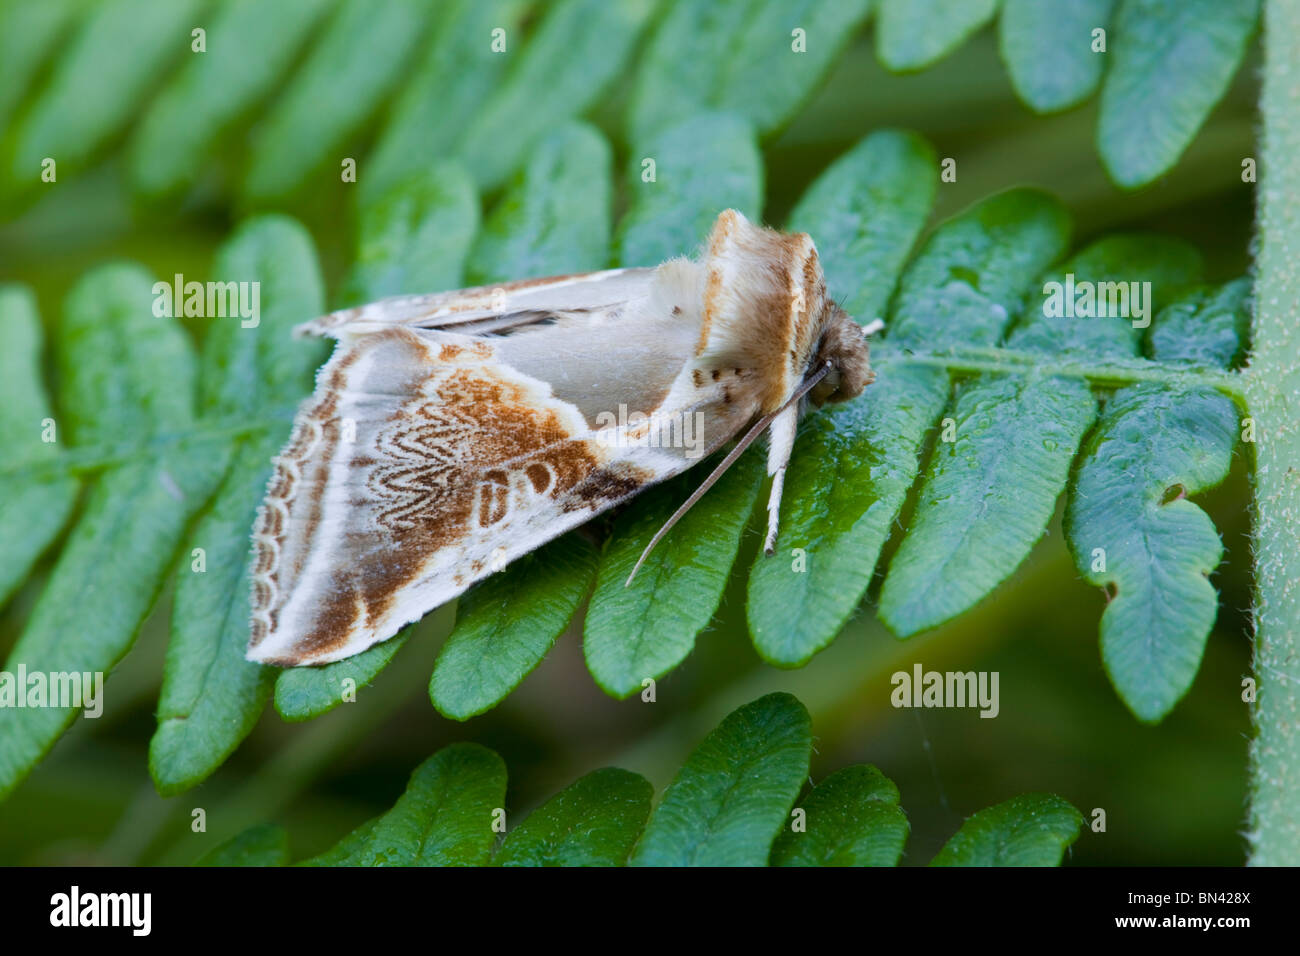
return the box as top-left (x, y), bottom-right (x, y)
top-left (295, 268), bottom-right (655, 338)
top-left (247, 209), bottom-right (873, 666)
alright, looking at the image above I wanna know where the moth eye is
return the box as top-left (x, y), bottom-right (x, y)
top-left (807, 364), bottom-right (841, 406)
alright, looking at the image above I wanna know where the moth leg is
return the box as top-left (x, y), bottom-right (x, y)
top-left (625, 361), bottom-right (832, 584)
top-left (763, 405), bottom-right (799, 555)
top-left (764, 468), bottom-right (787, 555)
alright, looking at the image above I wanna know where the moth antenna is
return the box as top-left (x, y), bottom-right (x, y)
top-left (625, 361), bottom-right (833, 587)
top-left (861, 318), bottom-right (885, 337)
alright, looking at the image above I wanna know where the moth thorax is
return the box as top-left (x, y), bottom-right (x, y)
top-left (809, 307), bottom-right (874, 406)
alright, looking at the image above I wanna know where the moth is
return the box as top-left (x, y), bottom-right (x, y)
top-left (247, 209), bottom-right (878, 666)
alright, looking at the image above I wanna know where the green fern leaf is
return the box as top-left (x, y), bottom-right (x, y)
top-left (879, 234), bottom-right (1202, 637)
top-left (338, 161), bottom-right (479, 306)
top-left (1148, 278), bottom-right (1251, 368)
top-left (747, 128), bottom-right (938, 665)
top-left (4, 0), bottom-right (205, 191)
top-left (630, 692), bottom-right (811, 866)
top-left (888, 188), bottom-right (1073, 349)
top-left (467, 121), bottom-right (613, 284)
top-left (1007, 236), bottom-right (1203, 358)
top-left (1069, 386), bottom-right (1237, 721)
top-left (127, 0), bottom-right (335, 199)
top-left (771, 765), bottom-right (909, 866)
top-left (151, 216), bottom-right (327, 793)
top-left (931, 792), bottom-right (1084, 865)
top-left (1066, 281), bottom-right (1246, 721)
top-left (275, 629), bottom-right (412, 722)
top-left (616, 110), bottom-right (764, 267)
top-left (879, 374), bottom-right (1095, 635)
top-left (0, 0), bottom-right (83, 131)
top-left (0, 286), bottom-right (79, 607)
top-left (196, 823), bottom-right (290, 867)
top-left (362, 0), bottom-right (531, 209)
top-left (210, 693), bottom-right (1078, 867)
top-left (751, 359), bottom-right (949, 666)
top-left (0, 265), bottom-right (225, 800)
top-left (999, 0), bottom-right (1115, 113)
top-left (457, 0), bottom-right (657, 191)
top-left (431, 535), bottom-right (598, 720)
top-left (494, 767), bottom-right (653, 866)
top-left (585, 450), bottom-right (764, 698)
top-left (875, 0), bottom-right (999, 72)
top-left (626, 0), bottom-right (872, 143)
top-left (241, 0), bottom-right (432, 204)
top-left (302, 743), bottom-right (506, 866)
top-left (861, 187), bottom-right (1066, 639)
top-left (1097, 0), bottom-right (1259, 188)
top-left (785, 129), bottom-right (937, 319)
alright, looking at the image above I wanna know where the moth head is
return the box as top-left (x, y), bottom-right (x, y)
top-left (808, 306), bottom-right (875, 406)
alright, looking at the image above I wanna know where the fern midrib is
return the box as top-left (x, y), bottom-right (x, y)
top-left (3, 348), bottom-right (1245, 485)
top-left (160, 447), bottom-right (259, 726)
top-left (874, 343), bottom-right (1246, 402)
top-left (0, 413), bottom-right (291, 480)
top-left (681, 736), bottom-right (795, 866)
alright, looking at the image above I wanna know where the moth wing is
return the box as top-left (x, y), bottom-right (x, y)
top-left (298, 268), bottom-right (655, 337)
top-left (249, 267), bottom-right (758, 666)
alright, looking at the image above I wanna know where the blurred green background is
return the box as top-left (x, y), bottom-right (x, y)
top-left (0, 4), bottom-right (1257, 865)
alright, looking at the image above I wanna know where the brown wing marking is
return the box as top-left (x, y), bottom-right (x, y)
top-left (250, 327), bottom-right (625, 665)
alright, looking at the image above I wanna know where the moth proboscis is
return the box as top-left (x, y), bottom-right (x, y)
top-left (247, 209), bottom-right (879, 667)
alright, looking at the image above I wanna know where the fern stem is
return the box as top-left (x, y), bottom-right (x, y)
top-left (874, 344), bottom-right (1247, 404)
top-left (1246, 0), bottom-right (1300, 867)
